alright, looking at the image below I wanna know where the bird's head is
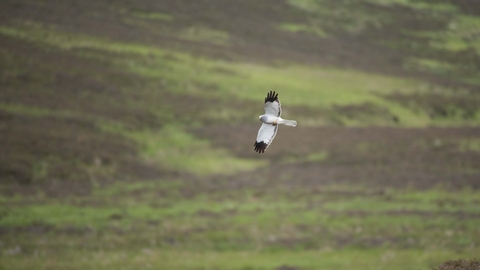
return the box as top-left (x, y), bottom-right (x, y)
top-left (259, 115), bottom-right (267, 122)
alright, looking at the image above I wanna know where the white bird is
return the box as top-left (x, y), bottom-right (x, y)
top-left (254, 91), bottom-right (297, 153)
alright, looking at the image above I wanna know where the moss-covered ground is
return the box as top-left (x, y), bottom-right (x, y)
top-left (1, 0), bottom-right (479, 269)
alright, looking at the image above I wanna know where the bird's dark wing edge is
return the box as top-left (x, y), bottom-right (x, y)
top-left (253, 141), bottom-right (267, 154)
top-left (264, 90), bottom-right (278, 103)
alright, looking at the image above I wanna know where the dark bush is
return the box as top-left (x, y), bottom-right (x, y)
top-left (432, 259), bottom-right (480, 270)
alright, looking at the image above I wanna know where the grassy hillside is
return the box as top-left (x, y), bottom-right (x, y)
top-left (1, 0), bottom-right (480, 269)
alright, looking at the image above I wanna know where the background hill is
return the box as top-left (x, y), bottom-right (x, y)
top-left (1, 0), bottom-right (479, 269)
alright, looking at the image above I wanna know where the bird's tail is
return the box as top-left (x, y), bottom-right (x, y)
top-left (281, 119), bottom-right (297, 127)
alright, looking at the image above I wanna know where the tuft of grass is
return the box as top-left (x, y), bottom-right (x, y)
top-left (459, 139), bottom-right (480, 152)
top-left (365, 0), bottom-right (457, 11)
top-left (283, 150), bottom-right (329, 163)
top-left (131, 11), bottom-right (173, 21)
top-left (179, 27), bottom-right (230, 45)
top-left (279, 23), bottom-right (328, 37)
top-left (0, 103), bottom-right (54, 118)
top-left (403, 58), bottom-right (457, 75)
top-left (0, 204), bottom-right (121, 227)
top-left (305, 151), bottom-right (329, 162)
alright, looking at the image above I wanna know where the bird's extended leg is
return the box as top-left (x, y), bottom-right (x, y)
top-left (272, 120), bottom-right (277, 126)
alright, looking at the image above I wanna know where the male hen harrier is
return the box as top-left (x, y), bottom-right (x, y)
top-left (254, 91), bottom-right (297, 153)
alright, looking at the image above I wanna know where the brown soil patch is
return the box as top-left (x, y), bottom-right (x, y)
top-left (195, 126), bottom-right (480, 189)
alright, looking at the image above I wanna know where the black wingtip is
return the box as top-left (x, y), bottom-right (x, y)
top-left (254, 141), bottom-right (267, 154)
top-left (264, 90), bottom-right (278, 103)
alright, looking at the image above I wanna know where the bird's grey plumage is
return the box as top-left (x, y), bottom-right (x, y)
top-left (254, 91), bottom-right (297, 153)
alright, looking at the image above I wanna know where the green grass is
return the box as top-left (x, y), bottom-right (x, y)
top-left (131, 11), bottom-right (173, 21)
top-left (425, 15), bottom-right (480, 52)
top-left (222, 64), bottom-right (423, 105)
top-left (288, 0), bottom-right (480, 89)
top-left (0, 103), bottom-right (58, 118)
top-left (2, 2), bottom-right (480, 269)
top-left (459, 139), bottom-right (480, 152)
top-left (365, 0), bottom-right (457, 11)
top-left (2, 181), bottom-right (479, 269)
top-left (2, 21), bottom-right (479, 129)
top-left (179, 26), bottom-right (230, 45)
top-left (279, 23), bottom-right (329, 37)
top-left (0, 104), bottom-right (263, 176)
top-left (125, 126), bottom-right (266, 175)
top-left (3, 248), bottom-right (479, 270)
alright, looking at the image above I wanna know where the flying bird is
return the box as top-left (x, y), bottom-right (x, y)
top-left (254, 91), bottom-right (297, 153)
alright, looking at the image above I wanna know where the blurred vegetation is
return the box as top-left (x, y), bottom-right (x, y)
top-left (1, 181), bottom-right (479, 269)
top-left (1, 0), bottom-right (479, 269)
top-left (431, 259), bottom-right (480, 270)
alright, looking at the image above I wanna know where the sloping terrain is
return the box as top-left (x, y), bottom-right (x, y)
top-left (1, 0), bottom-right (480, 269)
top-left (1, 0), bottom-right (480, 188)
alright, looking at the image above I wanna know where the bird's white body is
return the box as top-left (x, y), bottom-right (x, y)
top-left (259, 114), bottom-right (297, 127)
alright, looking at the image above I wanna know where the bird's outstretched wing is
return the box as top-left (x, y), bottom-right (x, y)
top-left (254, 123), bottom-right (278, 154)
top-left (264, 90), bottom-right (281, 117)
